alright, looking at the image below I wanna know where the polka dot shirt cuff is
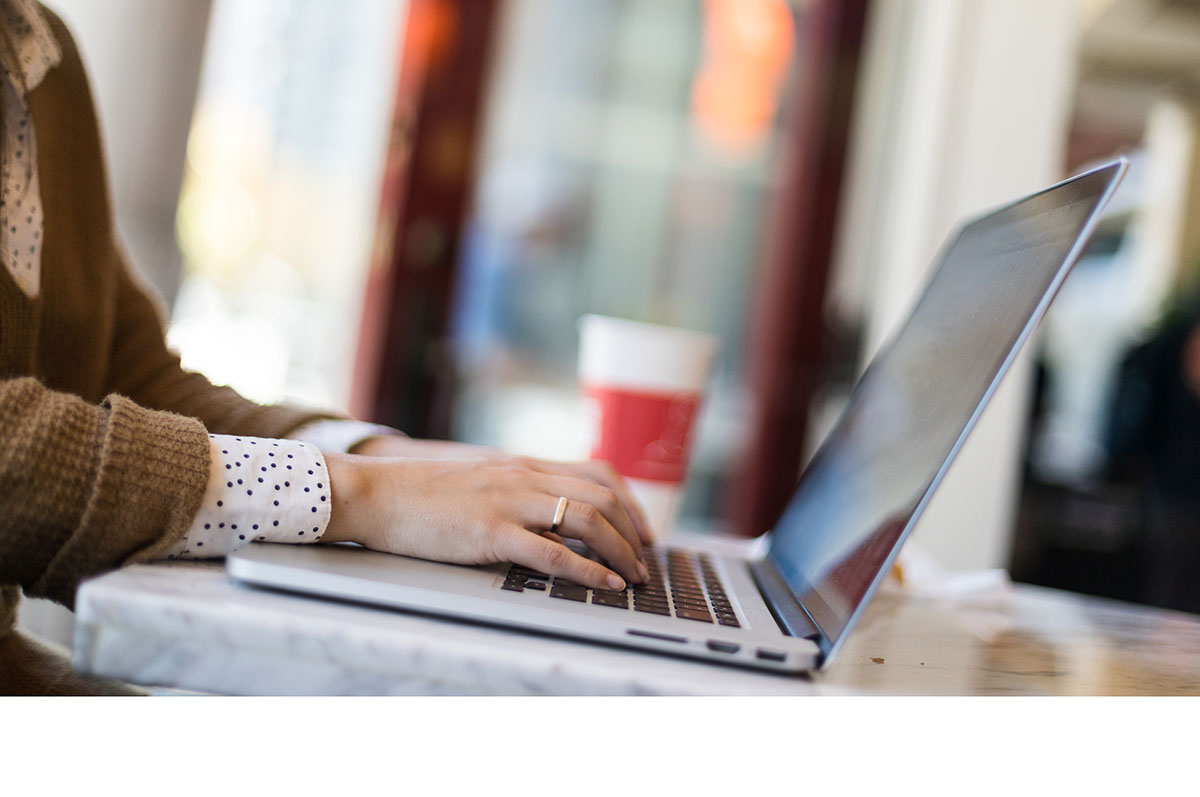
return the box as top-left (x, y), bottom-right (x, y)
top-left (164, 434), bottom-right (332, 559)
top-left (289, 418), bottom-right (402, 454)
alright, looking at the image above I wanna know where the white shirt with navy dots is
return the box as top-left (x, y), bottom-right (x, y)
top-left (164, 420), bottom-right (395, 559)
top-left (0, 0), bottom-right (60, 299)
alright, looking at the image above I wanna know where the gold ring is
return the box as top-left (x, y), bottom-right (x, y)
top-left (549, 496), bottom-right (568, 534)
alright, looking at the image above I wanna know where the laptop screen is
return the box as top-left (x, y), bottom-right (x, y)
top-left (766, 162), bottom-right (1124, 656)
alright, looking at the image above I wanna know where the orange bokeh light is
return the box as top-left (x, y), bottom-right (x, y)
top-left (691, 0), bottom-right (796, 154)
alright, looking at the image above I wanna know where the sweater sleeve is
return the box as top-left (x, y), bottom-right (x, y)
top-left (0, 377), bottom-right (210, 608)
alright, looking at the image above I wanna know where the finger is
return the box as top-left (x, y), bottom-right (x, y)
top-left (576, 461), bottom-right (654, 544)
top-left (529, 490), bottom-right (646, 585)
top-left (541, 531), bottom-right (566, 546)
top-left (535, 474), bottom-right (644, 564)
top-left (503, 525), bottom-right (627, 592)
top-left (525, 459), bottom-right (654, 544)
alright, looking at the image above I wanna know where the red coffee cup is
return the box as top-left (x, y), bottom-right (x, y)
top-left (578, 315), bottom-right (718, 539)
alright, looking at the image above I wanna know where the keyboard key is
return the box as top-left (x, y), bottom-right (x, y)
top-left (524, 581), bottom-right (546, 591)
top-left (634, 603), bottom-right (671, 616)
top-left (591, 592), bottom-right (629, 608)
top-left (501, 580), bottom-right (525, 592)
top-left (676, 608), bottom-right (714, 623)
top-left (550, 585), bottom-right (588, 602)
top-left (717, 616), bottom-right (741, 628)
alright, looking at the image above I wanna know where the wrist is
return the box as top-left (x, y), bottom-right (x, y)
top-left (322, 452), bottom-right (369, 544)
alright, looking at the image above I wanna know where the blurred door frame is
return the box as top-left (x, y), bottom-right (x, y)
top-left (726, 0), bottom-right (871, 537)
top-left (351, 0), bottom-right (505, 437)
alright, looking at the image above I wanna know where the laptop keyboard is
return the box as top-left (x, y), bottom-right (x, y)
top-left (500, 545), bottom-right (740, 628)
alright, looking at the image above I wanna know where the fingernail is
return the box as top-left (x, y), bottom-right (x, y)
top-left (606, 574), bottom-right (626, 591)
top-left (637, 562), bottom-right (649, 582)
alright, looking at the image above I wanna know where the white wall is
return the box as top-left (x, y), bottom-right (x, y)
top-left (830, 0), bottom-right (1081, 570)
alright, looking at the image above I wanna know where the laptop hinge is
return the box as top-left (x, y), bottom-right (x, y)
top-left (750, 558), bottom-right (822, 642)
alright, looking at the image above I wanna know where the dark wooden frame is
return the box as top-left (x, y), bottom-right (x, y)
top-left (725, 0), bottom-right (871, 537)
top-left (350, 0), bottom-right (504, 436)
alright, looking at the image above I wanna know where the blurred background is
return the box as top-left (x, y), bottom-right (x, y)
top-left (20, 0), bottom-right (1200, 646)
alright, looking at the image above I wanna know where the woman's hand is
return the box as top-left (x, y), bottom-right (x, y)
top-left (321, 453), bottom-right (650, 591)
top-left (351, 435), bottom-right (653, 544)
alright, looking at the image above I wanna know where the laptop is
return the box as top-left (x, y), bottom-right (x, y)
top-left (227, 158), bottom-right (1127, 674)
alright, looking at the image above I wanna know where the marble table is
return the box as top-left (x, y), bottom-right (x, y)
top-left (72, 559), bottom-right (1200, 696)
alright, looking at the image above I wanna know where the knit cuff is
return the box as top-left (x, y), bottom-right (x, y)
top-left (32, 394), bottom-right (211, 607)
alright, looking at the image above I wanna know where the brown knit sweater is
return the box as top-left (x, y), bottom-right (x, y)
top-left (0, 10), bottom-right (336, 693)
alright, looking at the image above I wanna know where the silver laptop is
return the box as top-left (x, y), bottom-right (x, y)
top-left (227, 159), bottom-right (1127, 674)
